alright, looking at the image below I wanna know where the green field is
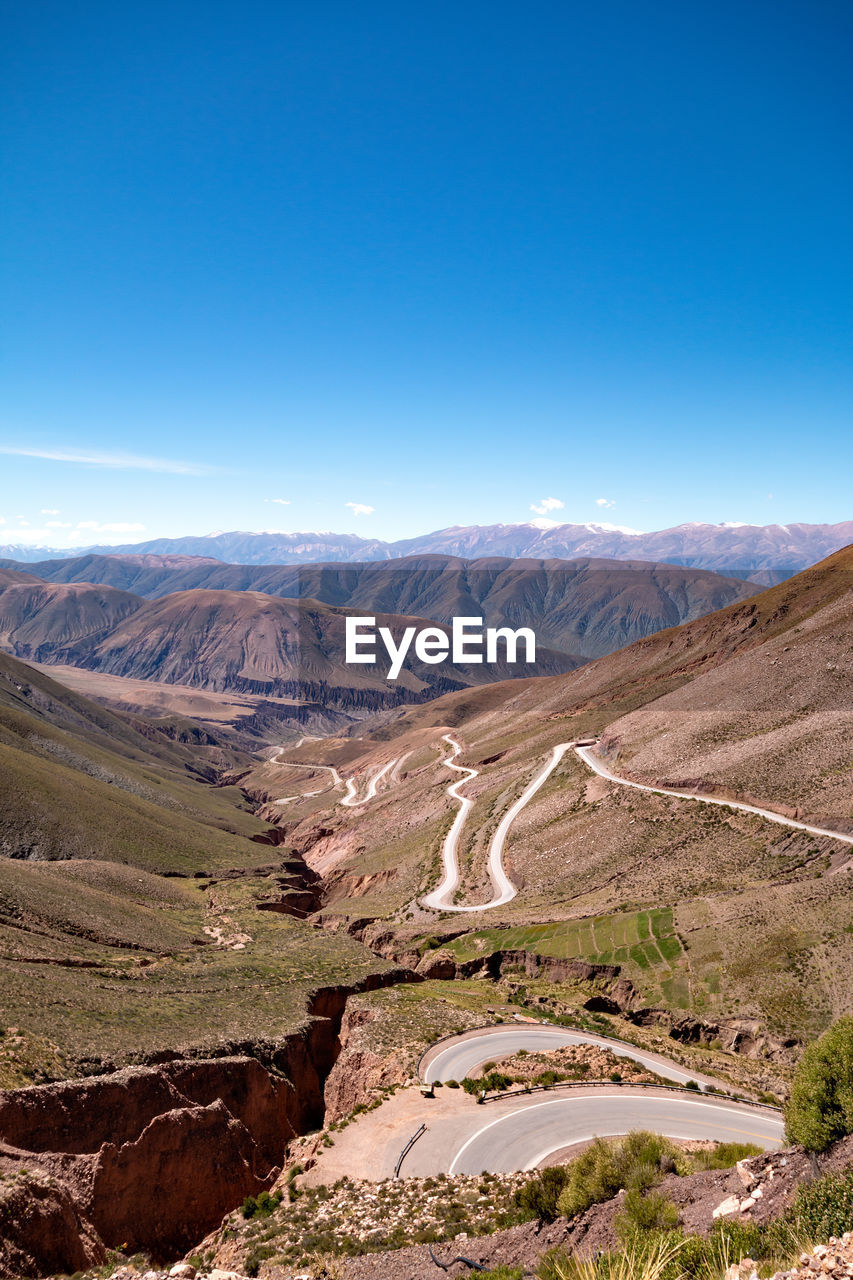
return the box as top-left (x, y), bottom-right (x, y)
top-left (442, 908), bottom-right (690, 1005)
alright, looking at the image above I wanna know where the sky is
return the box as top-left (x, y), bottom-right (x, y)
top-left (1, 0), bottom-right (852, 550)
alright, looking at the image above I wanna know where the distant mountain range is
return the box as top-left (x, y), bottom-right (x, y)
top-left (0, 554), bottom-right (759, 661)
top-left (0, 555), bottom-right (758, 732)
top-left (0, 567), bottom-right (580, 731)
top-left (3, 519), bottom-right (852, 581)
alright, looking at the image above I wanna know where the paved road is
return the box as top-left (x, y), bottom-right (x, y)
top-left (421, 1025), bottom-right (725, 1089)
top-left (423, 736), bottom-right (578, 913)
top-left (443, 1091), bottom-right (784, 1175)
top-left (576, 745), bottom-right (853, 845)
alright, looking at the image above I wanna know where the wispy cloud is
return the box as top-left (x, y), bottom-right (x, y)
top-left (265, 498), bottom-right (291, 506)
top-left (46, 520), bottom-right (72, 528)
top-left (530, 496), bottom-right (564, 516)
top-left (41, 507), bottom-right (60, 515)
top-left (0, 446), bottom-right (212, 476)
top-left (595, 497), bottom-right (615, 509)
top-left (346, 502), bottom-right (374, 517)
top-left (76, 521), bottom-right (145, 533)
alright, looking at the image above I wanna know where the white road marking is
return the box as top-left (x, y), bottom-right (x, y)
top-left (447, 1094), bottom-right (783, 1175)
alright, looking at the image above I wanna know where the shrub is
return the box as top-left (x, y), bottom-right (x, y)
top-left (616, 1189), bottom-right (679, 1237)
top-left (240, 1189), bottom-right (282, 1220)
top-left (516, 1164), bottom-right (572, 1223)
top-left (244, 1243), bottom-right (276, 1277)
top-left (785, 1016), bottom-right (853, 1151)
top-left (539, 1233), bottom-right (685, 1280)
top-left (789, 1168), bottom-right (853, 1239)
top-left (480, 1071), bottom-right (512, 1093)
top-left (687, 1141), bottom-right (761, 1171)
top-left (556, 1132), bottom-right (679, 1220)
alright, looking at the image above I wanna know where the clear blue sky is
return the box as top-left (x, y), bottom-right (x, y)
top-left (2, 0), bottom-right (851, 548)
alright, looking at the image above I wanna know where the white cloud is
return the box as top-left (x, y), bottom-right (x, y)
top-left (0, 445), bottom-right (212, 476)
top-left (0, 516), bottom-right (6, 525)
top-left (346, 502), bottom-right (374, 517)
top-left (41, 507), bottom-right (60, 515)
top-left (530, 496), bottom-right (564, 516)
top-left (263, 498), bottom-right (291, 506)
top-left (46, 520), bottom-right (72, 528)
top-left (76, 521), bottom-right (146, 533)
top-left (595, 497), bottom-right (615, 509)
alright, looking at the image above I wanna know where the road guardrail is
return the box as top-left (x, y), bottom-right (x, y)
top-left (476, 1078), bottom-right (782, 1113)
top-left (395, 1122), bottom-right (427, 1178)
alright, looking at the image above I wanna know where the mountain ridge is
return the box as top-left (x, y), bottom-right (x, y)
top-left (0, 553), bottom-right (759, 660)
top-left (3, 518), bottom-right (852, 580)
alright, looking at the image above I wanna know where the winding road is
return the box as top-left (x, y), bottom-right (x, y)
top-left (421, 1023), bottom-right (725, 1090)
top-left (270, 745), bottom-right (398, 810)
top-left (442, 1090), bottom-right (784, 1176)
top-left (576, 745), bottom-right (853, 846)
top-left (340, 758), bottom-right (399, 807)
top-left (306, 1023), bottom-right (785, 1182)
top-left (406, 1025), bottom-right (782, 1175)
top-left (421, 736), bottom-right (853, 913)
top-left (422, 735), bottom-right (576, 912)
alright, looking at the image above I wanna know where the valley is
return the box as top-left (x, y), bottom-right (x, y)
top-left (0, 544), bottom-right (850, 1278)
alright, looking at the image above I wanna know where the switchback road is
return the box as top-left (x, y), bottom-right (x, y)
top-left (422, 735), bottom-right (578, 912)
top-left (420, 1023), bottom-right (726, 1090)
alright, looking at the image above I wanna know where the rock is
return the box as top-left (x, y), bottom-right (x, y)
top-left (0, 1169), bottom-right (106, 1279)
top-left (91, 1098), bottom-right (276, 1256)
top-left (415, 949), bottom-right (458, 979)
top-left (169, 1265), bottom-right (197, 1278)
top-left (712, 1194), bottom-right (741, 1219)
top-left (735, 1159), bottom-right (757, 1188)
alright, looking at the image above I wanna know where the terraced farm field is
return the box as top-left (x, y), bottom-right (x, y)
top-left (442, 908), bottom-right (692, 1007)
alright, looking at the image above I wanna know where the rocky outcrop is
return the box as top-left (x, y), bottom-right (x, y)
top-left (0, 1057), bottom-right (290, 1259)
top-left (0, 968), bottom-right (418, 1273)
top-left (411, 945), bottom-right (621, 987)
top-left (626, 1008), bottom-right (799, 1064)
top-left (322, 1004), bottom-right (411, 1123)
top-left (91, 1100), bottom-right (273, 1256)
top-left (0, 1169), bottom-right (106, 1279)
top-left (415, 948), bottom-right (458, 979)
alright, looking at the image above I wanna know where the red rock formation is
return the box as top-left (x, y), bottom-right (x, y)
top-left (91, 1099), bottom-right (273, 1255)
top-left (0, 1170), bottom-right (105, 1279)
